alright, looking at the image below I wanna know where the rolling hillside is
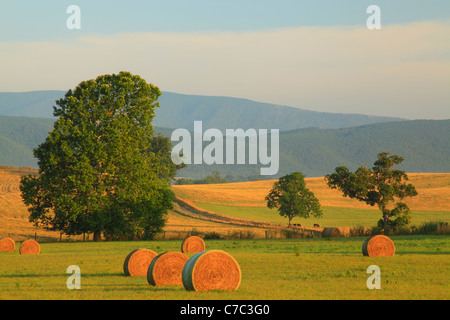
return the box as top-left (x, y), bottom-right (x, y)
top-left (0, 115), bottom-right (448, 179)
top-left (173, 173), bottom-right (450, 212)
top-left (1, 166), bottom-right (448, 241)
top-left (0, 90), bottom-right (447, 180)
top-left (172, 119), bottom-right (450, 179)
top-left (172, 173), bottom-right (450, 228)
top-left (0, 167), bottom-right (278, 241)
top-left (0, 116), bottom-right (55, 167)
top-left (275, 119), bottom-right (450, 177)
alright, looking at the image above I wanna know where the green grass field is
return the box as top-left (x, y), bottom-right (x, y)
top-left (1, 235), bottom-right (448, 300)
top-left (194, 202), bottom-right (450, 228)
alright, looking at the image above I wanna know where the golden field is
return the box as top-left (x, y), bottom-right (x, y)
top-left (1, 166), bottom-right (449, 241)
top-left (0, 167), bottom-right (269, 241)
top-left (1, 169), bottom-right (449, 301)
top-left (172, 173), bottom-right (450, 211)
top-left (172, 173), bottom-right (450, 229)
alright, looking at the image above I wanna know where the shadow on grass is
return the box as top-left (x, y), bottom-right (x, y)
top-left (0, 274), bottom-right (66, 278)
top-left (80, 282), bottom-right (184, 292)
top-left (0, 272), bottom-right (125, 278)
top-left (394, 251), bottom-right (449, 255)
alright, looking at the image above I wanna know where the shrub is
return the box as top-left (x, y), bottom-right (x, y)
top-left (187, 228), bottom-right (202, 237)
top-left (282, 229), bottom-right (305, 239)
top-left (414, 221), bottom-right (449, 235)
top-left (369, 225), bottom-right (384, 236)
top-left (204, 231), bottom-right (223, 240)
top-left (228, 230), bottom-right (255, 240)
top-left (349, 225), bottom-right (371, 237)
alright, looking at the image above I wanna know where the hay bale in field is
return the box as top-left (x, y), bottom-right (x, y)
top-left (181, 235), bottom-right (205, 253)
top-left (147, 251), bottom-right (189, 286)
top-left (123, 248), bottom-right (157, 276)
top-left (19, 239), bottom-right (40, 255)
top-left (362, 235), bottom-right (395, 257)
top-left (0, 237), bottom-right (15, 252)
top-left (321, 227), bottom-right (341, 238)
top-left (182, 250), bottom-right (241, 292)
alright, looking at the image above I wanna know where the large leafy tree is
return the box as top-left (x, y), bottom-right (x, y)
top-left (265, 172), bottom-right (322, 227)
top-left (20, 72), bottom-right (176, 240)
top-left (325, 152), bottom-right (418, 232)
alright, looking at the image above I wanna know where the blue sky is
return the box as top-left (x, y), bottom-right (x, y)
top-left (1, 1), bottom-right (449, 119)
top-left (2, 0), bottom-right (449, 40)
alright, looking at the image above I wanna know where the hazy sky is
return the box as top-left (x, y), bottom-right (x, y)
top-left (1, 1), bottom-right (449, 119)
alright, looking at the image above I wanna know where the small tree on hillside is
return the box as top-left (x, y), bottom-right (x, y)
top-left (265, 172), bottom-right (322, 227)
top-left (325, 152), bottom-right (418, 233)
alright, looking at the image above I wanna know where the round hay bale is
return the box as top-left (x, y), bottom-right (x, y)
top-left (0, 237), bottom-right (15, 252)
top-left (19, 239), bottom-right (40, 255)
top-left (147, 251), bottom-right (189, 286)
top-left (181, 235), bottom-right (205, 253)
top-left (123, 248), bottom-right (157, 276)
top-left (321, 227), bottom-right (341, 238)
top-left (362, 235), bottom-right (395, 257)
top-left (182, 250), bottom-right (241, 292)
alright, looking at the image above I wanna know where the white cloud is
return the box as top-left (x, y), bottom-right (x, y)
top-left (1, 21), bottom-right (449, 119)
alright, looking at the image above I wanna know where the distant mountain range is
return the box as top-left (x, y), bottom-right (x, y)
top-left (0, 90), bottom-right (405, 131)
top-left (171, 119), bottom-right (450, 180)
top-left (0, 90), bottom-right (448, 180)
top-left (0, 114), bottom-right (448, 180)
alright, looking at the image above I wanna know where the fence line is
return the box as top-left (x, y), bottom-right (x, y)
top-left (173, 196), bottom-right (323, 238)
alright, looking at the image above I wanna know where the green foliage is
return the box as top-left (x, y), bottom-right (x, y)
top-left (174, 171), bottom-right (229, 185)
top-left (186, 228), bottom-right (202, 237)
top-left (19, 72), bottom-right (177, 240)
top-left (227, 230), bottom-right (255, 240)
top-left (376, 202), bottom-right (411, 231)
top-left (1, 116), bottom-right (449, 182)
top-left (369, 221), bottom-right (450, 236)
top-left (148, 133), bottom-right (186, 182)
top-left (413, 221), bottom-right (449, 235)
top-left (348, 225), bottom-right (371, 237)
top-left (203, 231), bottom-right (224, 240)
top-left (325, 152), bottom-right (418, 233)
top-left (171, 119), bottom-right (450, 180)
top-left (265, 172), bottom-right (322, 227)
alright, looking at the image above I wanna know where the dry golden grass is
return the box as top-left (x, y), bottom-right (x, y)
top-left (1, 166), bottom-right (448, 242)
top-left (0, 167), bottom-right (34, 220)
top-left (165, 203), bottom-right (273, 239)
top-left (172, 173), bottom-right (450, 212)
top-left (0, 167), bottom-right (66, 241)
top-left (0, 167), bottom-right (272, 241)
